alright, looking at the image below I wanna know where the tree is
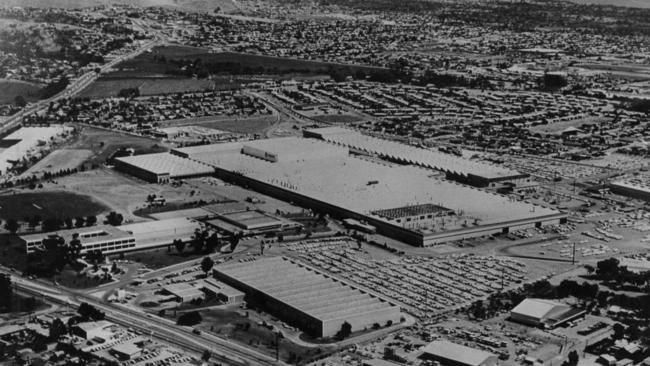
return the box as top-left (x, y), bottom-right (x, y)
top-left (42, 218), bottom-right (63, 232)
top-left (67, 234), bottom-right (82, 263)
top-left (202, 350), bottom-right (211, 361)
top-left (335, 321), bottom-right (352, 340)
top-left (78, 302), bottom-right (105, 321)
top-left (14, 95), bottom-right (27, 107)
top-left (229, 233), bottom-right (242, 252)
top-left (567, 350), bottom-right (579, 366)
top-left (4, 219), bottom-right (19, 234)
top-left (206, 233), bottom-right (220, 253)
top-left (49, 318), bottom-right (67, 341)
top-left (191, 229), bottom-right (208, 253)
top-left (200, 256), bottom-right (214, 275)
top-left (173, 239), bottom-right (185, 253)
top-left (86, 215), bottom-right (97, 226)
top-left (85, 250), bottom-right (104, 269)
top-left (0, 274), bottom-right (13, 311)
top-left (64, 217), bottom-right (74, 229)
top-left (105, 212), bottom-right (123, 226)
top-left (75, 216), bottom-right (85, 228)
top-left (612, 323), bottom-right (625, 340)
top-left (177, 311), bottom-right (202, 326)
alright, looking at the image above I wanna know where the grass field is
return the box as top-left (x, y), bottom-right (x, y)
top-left (311, 114), bottom-right (364, 123)
top-left (0, 80), bottom-right (44, 104)
top-left (77, 77), bottom-right (236, 99)
top-left (0, 191), bottom-right (108, 221)
top-left (157, 115), bottom-right (276, 134)
top-left (21, 149), bottom-right (93, 178)
top-left (122, 246), bottom-right (206, 269)
top-left (117, 46), bottom-right (386, 77)
top-left (68, 126), bottom-right (170, 167)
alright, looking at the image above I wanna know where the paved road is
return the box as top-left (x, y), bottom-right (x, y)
top-left (2, 268), bottom-right (285, 366)
top-left (0, 38), bottom-right (161, 135)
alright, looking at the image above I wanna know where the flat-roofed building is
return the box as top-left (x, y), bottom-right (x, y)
top-left (111, 342), bottom-right (142, 360)
top-left (201, 279), bottom-right (245, 304)
top-left (610, 176), bottom-right (650, 202)
top-left (214, 257), bottom-right (401, 338)
top-left (162, 283), bottom-right (204, 303)
top-left (114, 153), bottom-right (214, 183)
top-left (305, 127), bottom-right (528, 188)
top-left (205, 209), bottom-right (299, 236)
top-left (22, 225), bottom-right (136, 254)
top-left (22, 218), bottom-right (201, 254)
top-left (174, 137), bottom-right (565, 246)
top-left (419, 340), bottom-right (498, 366)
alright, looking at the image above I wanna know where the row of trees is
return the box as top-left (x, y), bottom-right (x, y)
top-left (2, 210), bottom-right (126, 234)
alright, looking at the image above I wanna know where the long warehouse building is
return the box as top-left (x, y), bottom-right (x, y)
top-left (305, 127), bottom-right (529, 188)
top-left (170, 136), bottom-right (566, 246)
top-left (214, 256), bottom-right (401, 338)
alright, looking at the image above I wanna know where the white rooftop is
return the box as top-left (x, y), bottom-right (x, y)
top-left (187, 138), bottom-right (558, 232)
top-left (115, 152), bottom-right (214, 177)
top-left (421, 340), bottom-right (496, 366)
top-left (307, 127), bottom-right (522, 180)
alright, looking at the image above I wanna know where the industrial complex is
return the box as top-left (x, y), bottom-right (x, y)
top-left (111, 132), bottom-right (567, 246)
top-left (21, 217), bottom-right (201, 254)
top-left (213, 256), bottom-right (402, 338)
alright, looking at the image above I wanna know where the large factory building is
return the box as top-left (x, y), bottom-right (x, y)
top-left (214, 257), bottom-right (402, 338)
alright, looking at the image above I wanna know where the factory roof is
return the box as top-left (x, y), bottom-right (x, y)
top-left (115, 152), bottom-right (214, 177)
top-left (306, 127), bottom-right (522, 180)
top-left (187, 137), bottom-right (559, 233)
top-left (421, 340), bottom-right (496, 366)
top-left (215, 257), bottom-right (398, 322)
top-left (120, 217), bottom-right (201, 246)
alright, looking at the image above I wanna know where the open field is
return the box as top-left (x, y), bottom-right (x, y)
top-left (0, 191), bottom-right (108, 221)
top-left (68, 126), bottom-right (170, 167)
top-left (0, 79), bottom-right (44, 104)
top-left (118, 46), bottom-right (387, 76)
top-left (156, 114), bottom-right (277, 134)
top-left (21, 149), bottom-right (93, 178)
top-left (311, 114), bottom-right (364, 124)
top-left (47, 168), bottom-right (231, 222)
top-left (77, 77), bottom-right (213, 99)
top-left (121, 246), bottom-right (206, 269)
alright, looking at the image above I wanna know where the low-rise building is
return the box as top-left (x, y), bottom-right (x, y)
top-left (419, 340), bottom-right (498, 366)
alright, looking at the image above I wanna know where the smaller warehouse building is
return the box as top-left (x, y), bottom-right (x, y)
top-left (419, 340), bottom-right (498, 366)
top-left (161, 283), bottom-right (205, 303)
top-left (22, 218), bottom-right (201, 255)
top-left (510, 298), bottom-right (585, 329)
top-left (111, 342), bottom-right (142, 360)
top-left (609, 176), bottom-right (650, 202)
top-left (114, 152), bottom-right (214, 183)
top-left (72, 320), bottom-right (115, 340)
